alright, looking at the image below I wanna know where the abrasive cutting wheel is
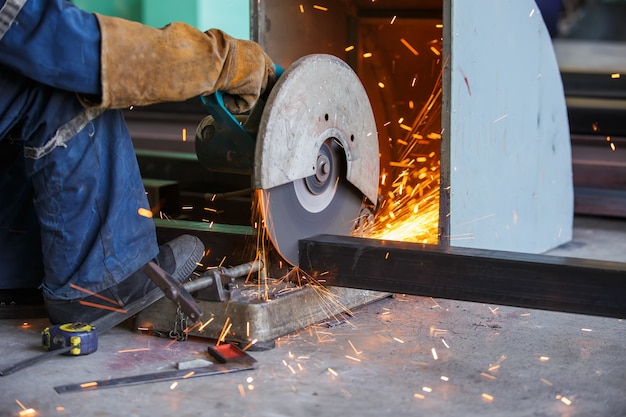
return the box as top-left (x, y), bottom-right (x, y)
top-left (253, 54), bottom-right (380, 266)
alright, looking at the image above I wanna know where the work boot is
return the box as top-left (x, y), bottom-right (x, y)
top-left (44, 234), bottom-right (204, 333)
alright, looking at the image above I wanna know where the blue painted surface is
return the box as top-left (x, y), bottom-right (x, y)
top-left (446, 0), bottom-right (573, 253)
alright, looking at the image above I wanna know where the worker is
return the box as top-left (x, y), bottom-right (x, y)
top-left (0, 0), bottom-right (275, 331)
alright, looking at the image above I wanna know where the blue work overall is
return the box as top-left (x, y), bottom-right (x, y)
top-left (0, 0), bottom-right (158, 299)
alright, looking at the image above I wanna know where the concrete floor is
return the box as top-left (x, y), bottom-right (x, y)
top-left (1, 215), bottom-right (625, 417)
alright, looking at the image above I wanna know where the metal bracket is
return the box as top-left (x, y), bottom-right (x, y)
top-left (187, 260), bottom-right (265, 303)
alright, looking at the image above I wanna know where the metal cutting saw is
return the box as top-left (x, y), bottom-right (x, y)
top-left (136, 54), bottom-right (384, 344)
top-left (195, 54), bottom-right (380, 266)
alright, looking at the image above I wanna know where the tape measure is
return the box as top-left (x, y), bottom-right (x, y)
top-left (42, 322), bottom-right (98, 356)
top-left (0, 322), bottom-right (99, 376)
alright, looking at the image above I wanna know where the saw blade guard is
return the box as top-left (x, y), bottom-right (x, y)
top-left (254, 54), bottom-right (380, 206)
top-left (254, 54), bottom-right (380, 265)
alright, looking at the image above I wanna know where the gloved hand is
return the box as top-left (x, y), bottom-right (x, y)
top-left (79, 15), bottom-right (275, 114)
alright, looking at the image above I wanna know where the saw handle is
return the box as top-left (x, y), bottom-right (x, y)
top-left (200, 91), bottom-right (246, 137)
top-left (196, 64), bottom-right (284, 175)
top-left (199, 64), bottom-right (284, 141)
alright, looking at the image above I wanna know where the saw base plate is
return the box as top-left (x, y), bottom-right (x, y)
top-left (135, 284), bottom-right (388, 345)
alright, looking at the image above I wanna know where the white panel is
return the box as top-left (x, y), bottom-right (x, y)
top-left (446, 0), bottom-right (572, 253)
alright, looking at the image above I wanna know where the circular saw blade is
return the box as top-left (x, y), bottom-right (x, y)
top-left (254, 54), bottom-right (379, 266)
top-left (260, 142), bottom-right (364, 266)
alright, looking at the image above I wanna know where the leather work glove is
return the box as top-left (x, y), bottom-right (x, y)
top-left (80, 15), bottom-right (275, 114)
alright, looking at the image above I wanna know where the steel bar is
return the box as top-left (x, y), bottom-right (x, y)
top-left (219, 260), bottom-right (264, 279)
top-left (299, 234), bottom-right (626, 318)
top-left (183, 260), bottom-right (264, 293)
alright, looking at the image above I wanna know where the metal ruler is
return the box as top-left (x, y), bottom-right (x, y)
top-left (55, 343), bottom-right (257, 394)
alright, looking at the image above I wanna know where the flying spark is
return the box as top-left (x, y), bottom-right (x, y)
top-left (70, 283), bottom-right (122, 306)
top-left (349, 340), bottom-right (362, 355)
top-left (198, 317), bottom-right (214, 332)
top-left (118, 348), bottom-right (150, 353)
top-left (364, 70), bottom-right (442, 244)
top-left (216, 317), bottom-right (232, 346)
top-left (138, 208), bottom-right (153, 218)
top-left (16, 400), bottom-right (36, 417)
top-left (400, 38), bottom-right (419, 56)
top-left (79, 300), bottom-right (127, 314)
top-left (556, 395), bottom-right (572, 405)
top-left (493, 114), bottom-right (509, 123)
top-left (242, 339), bottom-right (258, 351)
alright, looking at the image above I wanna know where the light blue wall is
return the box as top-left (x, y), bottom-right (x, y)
top-left (72, 0), bottom-right (250, 38)
top-left (198, 0), bottom-right (250, 39)
top-left (72, 0), bottom-right (142, 21)
top-left (141, 0), bottom-right (197, 29)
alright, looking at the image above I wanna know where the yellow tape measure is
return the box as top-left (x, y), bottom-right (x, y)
top-left (42, 322), bottom-right (98, 356)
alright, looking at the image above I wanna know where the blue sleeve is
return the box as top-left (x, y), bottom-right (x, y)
top-left (0, 0), bottom-right (101, 95)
